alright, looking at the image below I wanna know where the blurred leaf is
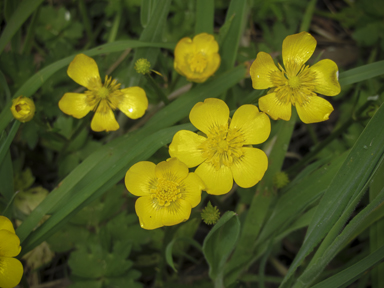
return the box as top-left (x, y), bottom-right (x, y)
top-left (203, 211), bottom-right (240, 286)
top-left (47, 223), bottom-right (90, 253)
top-left (0, 147), bottom-right (13, 202)
top-left (339, 61), bottom-right (384, 86)
top-left (14, 186), bottom-right (49, 215)
top-left (195, 0), bottom-right (214, 34)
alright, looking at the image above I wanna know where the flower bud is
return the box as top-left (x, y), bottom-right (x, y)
top-left (10, 96), bottom-right (35, 122)
top-left (201, 201), bottom-right (220, 225)
top-left (273, 171), bottom-right (290, 189)
top-left (135, 58), bottom-right (151, 75)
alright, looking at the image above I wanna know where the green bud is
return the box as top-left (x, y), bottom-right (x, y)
top-left (201, 201), bottom-right (220, 225)
top-left (134, 58), bottom-right (151, 75)
top-left (273, 171), bottom-right (290, 189)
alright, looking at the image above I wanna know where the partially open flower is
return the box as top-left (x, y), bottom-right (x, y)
top-left (10, 96), bottom-right (35, 122)
top-left (174, 33), bottom-right (221, 83)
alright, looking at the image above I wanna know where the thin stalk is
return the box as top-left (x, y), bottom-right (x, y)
top-left (21, 8), bottom-right (39, 54)
top-left (108, 9), bottom-right (122, 43)
top-left (145, 73), bottom-right (169, 104)
top-left (78, 0), bottom-right (93, 45)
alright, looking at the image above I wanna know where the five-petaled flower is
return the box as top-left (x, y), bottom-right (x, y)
top-left (250, 32), bottom-right (341, 124)
top-left (125, 157), bottom-right (205, 230)
top-left (10, 96), bottom-right (35, 123)
top-left (174, 33), bottom-right (221, 83)
top-left (169, 98), bottom-right (271, 195)
top-left (0, 216), bottom-right (23, 288)
top-left (59, 54), bottom-right (148, 132)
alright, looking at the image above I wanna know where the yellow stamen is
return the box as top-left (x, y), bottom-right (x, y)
top-left (150, 178), bottom-right (182, 207)
top-left (188, 52), bottom-right (208, 73)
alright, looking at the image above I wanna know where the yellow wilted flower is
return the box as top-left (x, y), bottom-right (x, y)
top-left (169, 98), bottom-right (271, 195)
top-left (59, 54), bottom-right (148, 132)
top-left (250, 32), bottom-right (341, 124)
top-left (125, 157), bottom-right (205, 230)
top-left (174, 33), bottom-right (221, 83)
top-left (10, 96), bottom-right (35, 122)
top-left (0, 216), bottom-right (23, 288)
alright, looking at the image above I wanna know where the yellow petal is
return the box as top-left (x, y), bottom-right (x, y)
top-left (250, 52), bottom-right (279, 89)
top-left (0, 230), bottom-right (21, 257)
top-left (195, 162), bottom-right (233, 195)
top-left (90, 101), bottom-right (119, 132)
top-left (194, 52), bottom-right (221, 83)
top-left (135, 196), bottom-right (165, 230)
top-left (282, 32), bottom-right (316, 75)
top-left (10, 96), bottom-right (35, 123)
top-left (310, 59), bottom-right (341, 96)
top-left (0, 216), bottom-right (15, 234)
top-left (0, 257), bottom-right (23, 288)
top-left (155, 158), bottom-right (189, 183)
top-left (169, 130), bottom-right (206, 168)
top-left (125, 161), bottom-right (156, 196)
top-left (58, 93), bottom-right (93, 119)
top-left (231, 147), bottom-right (268, 188)
top-left (162, 199), bottom-right (192, 226)
top-left (259, 93), bottom-right (292, 121)
top-left (189, 98), bottom-right (229, 135)
top-left (118, 87), bottom-right (148, 119)
top-left (296, 95), bottom-right (334, 124)
top-left (193, 33), bottom-right (219, 55)
top-left (174, 37), bottom-right (194, 77)
top-left (181, 172), bottom-right (205, 207)
top-left (230, 104), bottom-right (271, 145)
top-left (67, 54), bottom-right (102, 90)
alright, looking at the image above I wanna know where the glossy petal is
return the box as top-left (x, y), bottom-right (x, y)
top-left (189, 98), bottom-right (229, 135)
top-left (118, 87), bottom-right (148, 119)
top-left (0, 257), bottom-right (23, 288)
top-left (0, 216), bottom-right (15, 234)
top-left (282, 32), bottom-right (316, 75)
top-left (250, 52), bottom-right (279, 89)
top-left (125, 161), bottom-right (156, 197)
top-left (231, 147), bottom-right (268, 188)
top-left (162, 199), bottom-right (192, 226)
top-left (155, 158), bottom-right (189, 183)
top-left (169, 130), bottom-right (206, 168)
top-left (259, 93), bottom-right (292, 121)
top-left (181, 172), bottom-right (205, 207)
top-left (90, 101), bottom-right (119, 132)
top-left (296, 95), bottom-right (334, 124)
top-left (174, 37), bottom-right (194, 77)
top-left (0, 230), bottom-right (21, 257)
top-left (195, 162), bottom-right (233, 195)
top-left (193, 33), bottom-right (219, 55)
top-left (230, 105), bottom-right (271, 145)
top-left (135, 196), bottom-right (164, 230)
top-left (310, 59), bottom-right (341, 96)
top-left (59, 93), bottom-right (93, 119)
top-left (67, 54), bottom-right (101, 90)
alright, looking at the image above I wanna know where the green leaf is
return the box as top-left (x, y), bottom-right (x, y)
top-left (339, 61), bottom-right (384, 86)
top-left (195, 0), bottom-right (214, 34)
top-left (280, 103), bottom-right (384, 287)
top-left (0, 0), bottom-right (44, 55)
top-left (0, 146), bottom-right (13, 202)
top-left (203, 211), bottom-right (240, 286)
top-left (166, 236), bottom-right (202, 272)
top-left (310, 244), bottom-right (384, 288)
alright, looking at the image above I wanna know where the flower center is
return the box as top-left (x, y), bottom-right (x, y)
top-left (270, 62), bottom-right (317, 106)
top-left (85, 76), bottom-right (123, 111)
top-left (15, 103), bottom-right (30, 115)
top-left (188, 52), bottom-right (208, 73)
top-left (199, 124), bottom-right (245, 170)
top-left (150, 178), bottom-right (182, 207)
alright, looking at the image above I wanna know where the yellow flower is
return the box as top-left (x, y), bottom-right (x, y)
top-left (59, 54), bottom-right (148, 132)
top-left (169, 98), bottom-right (271, 195)
top-left (125, 157), bottom-right (205, 230)
top-left (10, 96), bottom-right (35, 122)
top-left (250, 32), bottom-right (341, 124)
top-left (174, 33), bottom-right (221, 83)
top-left (0, 216), bottom-right (23, 288)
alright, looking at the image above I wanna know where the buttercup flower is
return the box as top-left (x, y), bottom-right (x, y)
top-left (0, 216), bottom-right (23, 288)
top-left (10, 96), bottom-right (35, 122)
top-left (169, 98), bottom-right (271, 195)
top-left (59, 54), bottom-right (148, 132)
top-left (125, 157), bottom-right (204, 230)
top-left (250, 32), bottom-right (341, 123)
top-left (174, 33), bottom-right (221, 83)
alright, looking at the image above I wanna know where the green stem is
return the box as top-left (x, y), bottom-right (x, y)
top-left (79, 0), bottom-right (93, 44)
top-left (108, 8), bottom-right (122, 43)
top-left (0, 120), bottom-right (20, 166)
top-left (21, 8), bottom-right (39, 54)
top-left (145, 74), bottom-right (169, 104)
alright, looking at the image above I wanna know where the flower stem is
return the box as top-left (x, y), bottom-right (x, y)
top-left (145, 74), bottom-right (170, 105)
